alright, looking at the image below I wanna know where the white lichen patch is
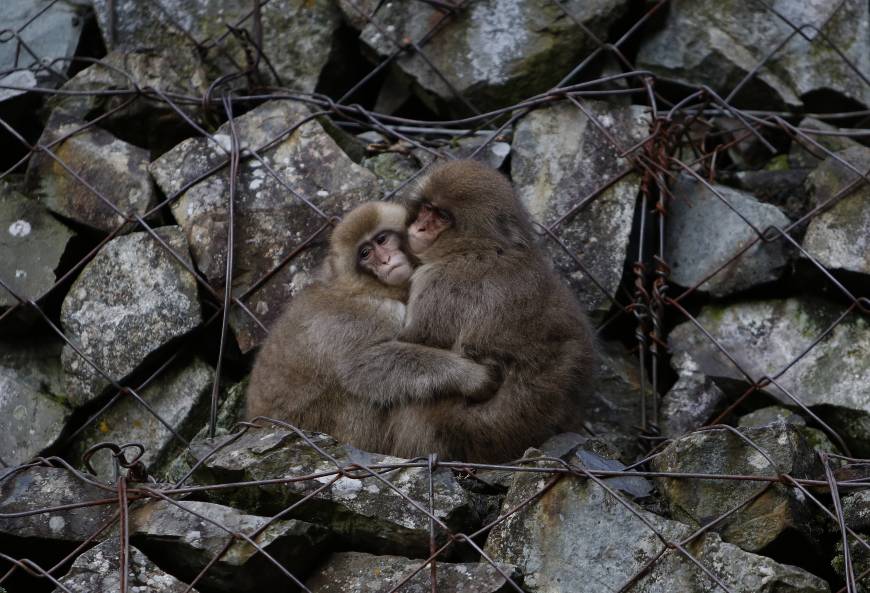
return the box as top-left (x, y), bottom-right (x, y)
top-left (8, 219), bottom-right (31, 237)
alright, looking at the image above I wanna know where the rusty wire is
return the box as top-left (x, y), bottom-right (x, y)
top-left (1, 0), bottom-right (869, 591)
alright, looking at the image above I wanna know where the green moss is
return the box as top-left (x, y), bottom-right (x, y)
top-left (764, 155), bottom-right (790, 172)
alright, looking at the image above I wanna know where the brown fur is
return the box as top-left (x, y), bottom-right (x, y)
top-left (245, 201), bottom-right (493, 452)
top-left (389, 160), bottom-right (597, 462)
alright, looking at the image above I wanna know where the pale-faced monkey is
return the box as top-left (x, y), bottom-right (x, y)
top-left (388, 160), bottom-right (596, 463)
top-left (245, 201), bottom-right (495, 453)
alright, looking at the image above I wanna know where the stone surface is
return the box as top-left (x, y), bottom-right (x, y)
top-left (665, 175), bottom-right (792, 297)
top-left (150, 100), bottom-right (380, 352)
top-left (725, 168), bottom-right (810, 222)
top-left (70, 358), bottom-right (213, 480)
top-left (668, 297), bottom-right (870, 456)
top-left (1, 0), bottom-right (86, 88)
top-left (802, 146), bottom-right (870, 276)
top-left (0, 183), bottom-right (75, 307)
top-left (651, 424), bottom-right (822, 552)
top-left (340, 0), bottom-right (629, 113)
top-left (91, 0), bottom-right (341, 92)
top-left (46, 48), bottom-right (210, 154)
top-left (26, 112), bottom-right (158, 233)
top-left (788, 117), bottom-right (864, 170)
top-left (306, 552), bottom-right (520, 593)
top-left (0, 466), bottom-right (115, 542)
top-left (188, 429), bottom-right (475, 556)
top-left (53, 540), bottom-right (196, 593)
top-left (0, 338), bottom-right (69, 466)
top-left (637, 0), bottom-right (870, 108)
top-left (60, 226), bottom-right (202, 407)
top-left (843, 490), bottom-right (870, 533)
top-left (659, 351), bottom-right (727, 439)
top-left (130, 499), bottom-right (331, 593)
top-left (485, 451), bottom-right (829, 593)
top-left (511, 101), bottom-right (647, 316)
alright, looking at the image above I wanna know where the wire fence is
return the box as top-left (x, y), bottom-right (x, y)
top-left (1, 0), bottom-right (869, 591)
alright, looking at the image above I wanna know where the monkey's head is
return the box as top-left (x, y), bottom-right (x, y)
top-left (323, 201), bottom-right (414, 291)
top-left (407, 159), bottom-right (534, 256)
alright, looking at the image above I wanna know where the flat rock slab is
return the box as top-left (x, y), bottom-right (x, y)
top-left (0, 338), bottom-right (69, 466)
top-left (150, 100), bottom-right (380, 352)
top-left (802, 146), bottom-right (870, 276)
top-left (511, 101), bottom-right (647, 316)
top-left (668, 297), bottom-right (870, 456)
top-left (188, 429), bottom-right (475, 556)
top-left (53, 540), bottom-right (197, 593)
top-left (60, 226), bottom-right (202, 407)
top-left (484, 452), bottom-right (829, 593)
top-left (0, 183), bottom-right (75, 307)
top-left (658, 352), bottom-right (727, 439)
top-left (637, 0), bottom-right (870, 108)
top-left (651, 424), bottom-right (822, 552)
top-left (0, 466), bottom-right (115, 542)
top-left (130, 499), bottom-right (331, 593)
top-left (69, 358), bottom-right (213, 480)
top-left (306, 552), bottom-right (520, 593)
top-left (26, 112), bottom-right (157, 233)
top-left (665, 175), bottom-right (791, 297)
top-left (91, 0), bottom-right (341, 92)
top-left (340, 0), bottom-right (629, 113)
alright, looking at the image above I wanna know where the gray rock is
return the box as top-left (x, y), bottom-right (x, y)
top-left (725, 167), bottom-right (811, 223)
top-left (637, 0), bottom-right (870, 108)
top-left (0, 339), bottom-right (69, 466)
top-left (414, 139), bottom-right (512, 172)
top-left (832, 538), bottom-right (870, 593)
top-left (665, 175), bottom-right (791, 297)
top-left (739, 406), bottom-right (807, 428)
top-left (0, 70), bottom-right (37, 102)
top-left (511, 101), bottom-right (647, 316)
top-left (340, 0), bottom-right (629, 113)
top-left (53, 540), bottom-right (196, 593)
top-left (150, 100), bottom-right (380, 352)
top-left (0, 0), bottom-right (86, 88)
top-left (485, 451), bottom-right (828, 593)
top-left (361, 151), bottom-right (422, 195)
top-left (788, 118), bottom-right (864, 170)
top-left (188, 429), bottom-right (476, 556)
top-left (45, 48), bottom-right (210, 154)
top-left (802, 146), bottom-right (870, 276)
top-left (130, 499), bottom-right (331, 593)
top-left (60, 226), bottom-right (202, 407)
top-left (668, 298), bottom-right (870, 456)
top-left (659, 352), bottom-right (727, 439)
top-left (70, 358), bottom-right (213, 481)
top-left (306, 552), bottom-right (520, 593)
top-left (843, 490), bottom-right (870, 533)
top-left (0, 466), bottom-right (115, 542)
top-left (25, 112), bottom-right (158, 233)
top-left (0, 183), bottom-right (75, 307)
top-left (91, 0), bottom-right (341, 91)
top-left (651, 424), bottom-right (822, 552)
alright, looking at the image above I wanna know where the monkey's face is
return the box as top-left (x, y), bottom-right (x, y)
top-left (358, 230), bottom-right (413, 286)
top-left (408, 201), bottom-right (453, 254)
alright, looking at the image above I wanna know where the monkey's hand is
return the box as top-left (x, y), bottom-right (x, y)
top-left (458, 359), bottom-right (502, 403)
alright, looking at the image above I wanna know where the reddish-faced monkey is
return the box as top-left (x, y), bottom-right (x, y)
top-left (388, 160), bottom-right (596, 462)
top-left (245, 201), bottom-right (494, 453)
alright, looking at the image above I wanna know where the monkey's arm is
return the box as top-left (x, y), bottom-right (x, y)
top-left (335, 341), bottom-right (496, 406)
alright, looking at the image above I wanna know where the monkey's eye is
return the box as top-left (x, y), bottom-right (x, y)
top-left (358, 246), bottom-right (372, 261)
top-left (437, 209), bottom-right (452, 223)
top-left (421, 202), bottom-right (434, 213)
top-left (374, 232), bottom-right (388, 245)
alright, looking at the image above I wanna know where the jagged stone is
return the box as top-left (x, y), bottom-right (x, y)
top-left (69, 358), bottom-right (213, 480)
top-left (130, 499), bottom-right (331, 593)
top-left (802, 146), bottom-right (870, 276)
top-left (0, 466), bottom-right (115, 542)
top-left (665, 175), bottom-right (791, 297)
top-left (306, 552), bottom-right (520, 593)
top-left (340, 0), bottom-right (629, 113)
top-left (651, 424), bottom-right (823, 552)
top-left (659, 352), bottom-right (727, 439)
top-left (485, 451), bottom-right (829, 593)
top-left (60, 226), bottom-right (202, 407)
top-left (91, 0), bottom-right (341, 91)
top-left (669, 298), bottom-right (870, 456)
top-left (188, 429), bottom-right (476, 556)
top-left (788, 117), bottom-right (864, 170)
top-left (637, 0), bottom-right (870, 108)
top-left (511, 101), bottom-right (646, 317)
top-left (0, 183), bottom-right (75, 308)
top-left (150, 100), bottom-right (380, 352)
top-left (25, 111), bottom-right (157, 233)
top-left (53, 540), bottom-right (196, 593)
top-left (0, 338), bottom-right (69, 466)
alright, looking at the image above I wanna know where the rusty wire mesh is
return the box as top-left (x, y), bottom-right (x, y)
top-left (1, 0), bottom-right (869, 591)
